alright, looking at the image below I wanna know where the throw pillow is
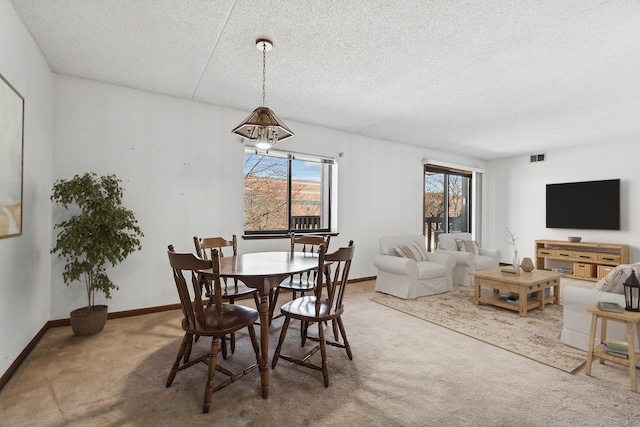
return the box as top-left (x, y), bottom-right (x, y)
top-left (455, 238), bottom-right (480, 255)
top-left (394, 242), bottom-right (428, 261)
top-left (594, 262), bottom-right (640, 294)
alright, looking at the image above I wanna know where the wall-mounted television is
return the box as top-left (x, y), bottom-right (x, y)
top-left (546, 179), bottom-right (620, 230)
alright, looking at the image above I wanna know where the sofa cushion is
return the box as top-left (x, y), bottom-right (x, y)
top-left (394, 242), bottom-right (428, 261)
top-left (455, 238), bottom-right (479, 255)
top-left (594, 262), bottom-right (640, 294)
top-left (416, 261), bottom-right (446, 280)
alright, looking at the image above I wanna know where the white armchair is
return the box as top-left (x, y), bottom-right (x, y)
top-left (373, 235), bottom-right (455, 299)
top-left (435, 232), bottom-right (501, 286)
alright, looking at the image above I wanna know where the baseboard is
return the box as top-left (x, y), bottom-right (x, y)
top-left (0, 277), bottom-right (373, 392)
top-left (47, 302), bottom-right (183, 327)
top-left (349, 276), bottom-right (376, 283)
top-left (0, 322), bottom-right (49, 392)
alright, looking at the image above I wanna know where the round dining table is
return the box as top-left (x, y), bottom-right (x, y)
top-left (200, 251), bottom-right (319, 399)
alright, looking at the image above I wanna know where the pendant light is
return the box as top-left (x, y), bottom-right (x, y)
top-left (232, 39), bottom-right (294, 149)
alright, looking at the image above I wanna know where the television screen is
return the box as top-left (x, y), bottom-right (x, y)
top-left (546, 179), bottom-right (620, 230)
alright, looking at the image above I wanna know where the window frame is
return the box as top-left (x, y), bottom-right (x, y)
top-left (243, 147), bottom-right (336, 238)
top-left (423, 164), bottom-right (473, 251)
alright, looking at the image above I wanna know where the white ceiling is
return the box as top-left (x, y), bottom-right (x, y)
top-left (10, 0), bottom-right (640, 160)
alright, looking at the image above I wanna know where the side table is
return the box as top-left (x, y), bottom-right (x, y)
top-left (585, 305), bottom-right (640, 392)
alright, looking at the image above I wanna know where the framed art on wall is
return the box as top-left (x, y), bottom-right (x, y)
top-left (0, 73), bottom-right (24, 239)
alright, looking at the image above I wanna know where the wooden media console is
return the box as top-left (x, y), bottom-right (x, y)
top-left (535, 239), bottom-right (629, 281)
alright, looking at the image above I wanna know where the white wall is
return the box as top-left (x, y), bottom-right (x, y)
top-left (51, 75), bottom-right (486, 319)
top-left (0, 0), bottom-right (53, 377)
top-left (484, 139), bottom-right (640, 264)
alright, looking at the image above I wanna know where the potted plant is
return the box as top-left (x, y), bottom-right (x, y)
top-left (51, 172), bottom-right (143, 336)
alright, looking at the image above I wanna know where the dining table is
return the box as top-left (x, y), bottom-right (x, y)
top-left (199, 251), bottom-right (319, 399)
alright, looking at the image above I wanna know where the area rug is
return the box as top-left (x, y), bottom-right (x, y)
top-left (371, 286), bottom-right (586, 373)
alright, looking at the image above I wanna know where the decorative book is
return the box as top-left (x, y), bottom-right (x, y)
top-left (604, 339), bottom-right (628, 352)
top-left (604, 340), bottom-right (628, 358)
top-left (597, 301), bottom-right (624, 313)
top-left (501, 267), bottom-right (520, 275)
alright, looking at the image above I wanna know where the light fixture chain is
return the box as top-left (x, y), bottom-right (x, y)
top-left (262, 42), bottom-right (266, 107)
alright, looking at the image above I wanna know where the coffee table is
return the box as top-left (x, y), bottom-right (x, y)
top-left (469, 268), bottom-right (563, 317)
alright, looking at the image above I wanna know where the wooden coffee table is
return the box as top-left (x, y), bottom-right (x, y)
top-left (469, 268), bottom-right (563, 317)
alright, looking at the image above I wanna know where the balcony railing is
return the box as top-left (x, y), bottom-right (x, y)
top-left (292, 215), bottom-right (321, 230)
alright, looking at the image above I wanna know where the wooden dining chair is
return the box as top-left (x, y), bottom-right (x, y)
top-left (166, 245), bottom-right (261, 413)
top-left (271, 240), bottom-right (355, 387)
top-left (194, 235), bottom-right (259, 355)
top-left (268, 234), bottom-right (330, 324)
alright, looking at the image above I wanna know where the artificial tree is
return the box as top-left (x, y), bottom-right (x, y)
top-left (51, 173), bottom-right (143, 333)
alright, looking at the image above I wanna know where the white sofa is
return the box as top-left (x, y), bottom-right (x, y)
top-left (435, 232), bottom-right (501, 286)
top-left (560, 286), bottom-right (639, 351)
top-left (373, 235), bottom-right (455, 299)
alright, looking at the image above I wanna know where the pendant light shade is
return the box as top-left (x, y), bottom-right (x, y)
top-left (232, 39), bottom-right (294, 149)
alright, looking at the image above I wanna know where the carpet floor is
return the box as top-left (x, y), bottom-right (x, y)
top-left (371, 285), bottom-right (586, 373)
top-left (1, 281), bottom-right (639, 426)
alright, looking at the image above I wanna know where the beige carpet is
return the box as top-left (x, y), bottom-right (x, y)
top-left (371, 285), bottom-right (586, 373)
top-left (2, 281), bottom-right (640, 426)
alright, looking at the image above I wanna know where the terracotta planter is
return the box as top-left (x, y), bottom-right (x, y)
top-left (70, 305), bottom-right (108, 336)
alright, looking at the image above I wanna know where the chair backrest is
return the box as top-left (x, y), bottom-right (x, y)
top-left (290, 234), bottom-right (330, 254)
top-left (317, 240), bottom-right (355, 316)
top-left (167, 245), bottom-right (224, 329)
top-left (438, 232), bottom-right (472, 251)
top-left (193, 235), bottom-right (237, 259)
top-left (289, 234), bottom-right (330, 287)
top-left (378, 235), bottom-right (426, 256)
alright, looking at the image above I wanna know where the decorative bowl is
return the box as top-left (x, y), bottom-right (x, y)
top-left (568, 236), bottom-right (582, 242)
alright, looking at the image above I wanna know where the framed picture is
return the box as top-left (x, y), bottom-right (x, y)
top-left (0, 73), bottom-right (24, 239)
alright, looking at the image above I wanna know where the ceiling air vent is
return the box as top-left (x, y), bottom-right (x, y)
top-left (530, 153), bottom-right (545, 163)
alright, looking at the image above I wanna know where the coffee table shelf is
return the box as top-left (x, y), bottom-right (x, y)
top-left (477, 289), bottom-right (543, 313)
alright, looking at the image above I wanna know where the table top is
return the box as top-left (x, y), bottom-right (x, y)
top-left (587, 304), bottom-right (640, 322)
top-left (202, 251), bottom-right (319, 278)
top-left (469, 267), bottom-right (564, 285)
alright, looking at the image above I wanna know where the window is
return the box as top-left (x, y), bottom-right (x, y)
top-left (424, 165), bottom-right (472, 251)
top-left (244, 148), bottom-right (335, 235)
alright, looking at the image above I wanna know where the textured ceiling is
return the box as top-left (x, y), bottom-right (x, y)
top-left (10, 0), bottom-right (640, 160)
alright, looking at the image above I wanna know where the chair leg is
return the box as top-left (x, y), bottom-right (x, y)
top-left (230, 332), bottom-right (236, 354)
top-left (272, 316), bottom-right (292, 368)
top-left (318, 321), bottom-right (329, 388)
top-left (168, 333), bottom-right (191, 387)
top-left (247, 324), bottom-right (261, 365)
top-left (337, 316), bottom-right (353, 360)
top-left (332, 319), bottom-right (339, 341)
top-left (253, 292), bottom-right (260, 311)
top-left (227, 297), bottom-right (236, 354)
top-left (269, 288), bottom-right (281, 325)
top-left (184, 334), bottom-right (194, 363)
top-left (220, 336), bottom-right (228, 359)
top-left (301, 320), bottom-right (308, 346)
top-left (203, 337), bottom-right (219, 414)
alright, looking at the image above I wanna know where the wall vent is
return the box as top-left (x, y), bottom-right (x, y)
top-left (530, 153), bottom-right (546, 163)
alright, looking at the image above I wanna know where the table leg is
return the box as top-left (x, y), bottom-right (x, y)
top-left (258, 290), bottom-right (270, 399)
top-left (553, 283), bottom-right (560, 305)
top-left (519, 288), bottom-right (527, 317)
top-left (473, 278), bottom-right (480, 305)
top-left (539, 284), bottom-right (546, 311)
top-left (626, 322), bottom-right (637, 392)
top-left (600, 318), bottom-right (608, 365)
top-left (585, 313), bottom-right (598, 376)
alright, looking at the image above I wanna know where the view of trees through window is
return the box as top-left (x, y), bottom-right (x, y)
top-left (424, 166), bottom-right (471, 251)
top-left (244, 150), bottom-right (332, 233)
